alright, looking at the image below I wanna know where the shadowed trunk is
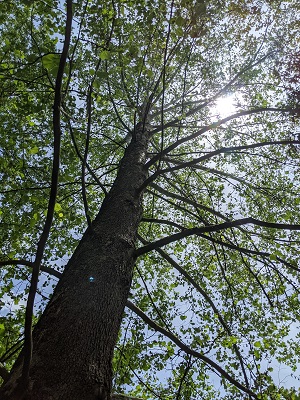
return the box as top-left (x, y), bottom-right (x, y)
top-left (1, 123), bottom-right (150, 400)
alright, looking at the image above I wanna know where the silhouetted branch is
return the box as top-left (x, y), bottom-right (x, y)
top-left (126, 300), bottom-right (256, 398)
top-left (135, 218), bottom-right (300, 257)
top-left (65, 116), bottom-right (108, 195)
top-left (150, 50), bottom-right (276, 130)
top-left (149, 182), bottom-right (228, 221)
top-left (146, 108), bottom-right (296, 168)
top-left (143, 140), bottom-right (300, 188)
top-left (141, 217), bottom-right (184, 230)
top-left (138, 234), bottom-right (250, 388)
top-left (0, 259), bottom-right (62, 279)
top-left (22, 0), bottom-right (73, 382)
top-left (111, 395), bottom-right (144, 400)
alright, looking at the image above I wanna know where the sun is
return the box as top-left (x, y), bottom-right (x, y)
top-left (214, 94), bottom-right (237, 118)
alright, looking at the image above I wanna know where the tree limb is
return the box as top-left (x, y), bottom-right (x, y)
top-left (143, 139), bottom-right (300, 188)
top-left (146, 108), bottom-right (296, 169)
top-left (138, 234), bottom-right (250, 388)
top-left (126, 300), bottom-right (256, 398)
top-left (22, 0), bottom-right (73, 382)
top-left (149, 182), bottom-right (228, 221)
top-left (0, 362), bottom-right (9, 381)
top-left (0, 259), bottom-right (62, 279)
top-left (135, 218), bottom-right (300, 257)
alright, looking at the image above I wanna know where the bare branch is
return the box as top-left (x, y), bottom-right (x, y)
top-left (138, 234), bottom-right (250, 387)
top-left (135, 218), bottom-right (300, 257)
top-left (143, 139), bottom-right (300, 189)
top-left (146, 108), bottom-right (295, 169)
top-left (0, 259), bottom-right (62, 279)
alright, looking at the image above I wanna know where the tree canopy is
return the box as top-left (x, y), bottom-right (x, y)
top-left (1, 0), bottom-right (300, 399)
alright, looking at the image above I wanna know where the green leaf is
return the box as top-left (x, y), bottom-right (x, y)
top-left (1, 1), bottom-right (300, 398)
top-left (97, 71), bottom-right (109, 79)
top-left (42, 53), bottom-right (60, 75)
top-left (29, 146), bottom-right (39, 154)
top-left (99, 50), bottom-right (110, 60)
top-left (54, 203), bottom-right (62, 212)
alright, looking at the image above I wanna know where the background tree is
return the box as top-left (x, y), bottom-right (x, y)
top-left (1, 0), bottom-right (300, 399)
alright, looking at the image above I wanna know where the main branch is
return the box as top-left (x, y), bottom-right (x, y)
top-left (135, 218), bottom-right (300, 257)
top-left (127, 301), bottom-right (256, 398)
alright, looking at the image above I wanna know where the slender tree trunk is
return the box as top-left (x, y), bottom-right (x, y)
top-left (1, 123), bottom-right (150, 400)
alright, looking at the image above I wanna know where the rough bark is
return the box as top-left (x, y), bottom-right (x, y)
top-left (1, 123), bottom-right (150, 400)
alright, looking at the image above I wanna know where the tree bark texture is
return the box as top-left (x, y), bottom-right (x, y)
top-left (1, 124), bottom-right (150, 400)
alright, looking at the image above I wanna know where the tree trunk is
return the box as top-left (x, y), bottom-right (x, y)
top-left (1, 123), bottom-right (150, 400)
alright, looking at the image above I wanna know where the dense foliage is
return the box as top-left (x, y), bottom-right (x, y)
top-left (1, 0), bottom-right (300, 398)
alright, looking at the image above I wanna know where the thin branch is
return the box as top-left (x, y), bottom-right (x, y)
top-left (146, 189), bottom-right (205, 223)
top-left (135, 265), bottom-right (173, 332)
top-left (141, 217), bottom-right (184, 231)
top-left (0, 259), bottom-right (62, 279)
top-left (175, 355), bottom-right (192, 400)
top-left (111, 394), bottom-right (144, 400)
top-left (0, 338), bottom-right (24, 364)
top-left (65, 115), bottom-right (108, 195)
top-left (126, 300), bottom-right (256, 398)
top-left (149, 182), bottom-right (228, 221)
top-left (142, 139), bottom-right (300, 189)
top-left (158, 0), bottom-right (174, 170)
top-left (135, 218), bottom-right (300, 257)
top-left (105, 65), bottom-right (131, 134)
top-left (162, 159), bottom-right (269, 193)
top-left (138, 235), bottom-right (250, 388)
top-left (149, 50), bottom-right (278, 133)
top-left (196, 233), bottom-right (300, 273)
top-left (82, 83), bottom-right (93, 227)
top-left (146, 108), bottom-right (295, 169)
top-left (63, 0), bottom-right (89, 97)
top-left (114, 346), bottom-right (163, 399)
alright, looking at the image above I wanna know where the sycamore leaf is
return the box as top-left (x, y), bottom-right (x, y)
top-left (99, 50), bottom-right (110, 60)
top-left (54, 203), bottom-right (62, 212)
top-left (42, 53), bottom-right (60, 75)
top-left (29, 146), bottom-right (39, 154)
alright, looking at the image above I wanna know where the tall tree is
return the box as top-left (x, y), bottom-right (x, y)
top-left (1, 0), bottom-right (300, 399)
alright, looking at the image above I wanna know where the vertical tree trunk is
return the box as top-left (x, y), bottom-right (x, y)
top-left (1, 124), bottom-right (150, 400)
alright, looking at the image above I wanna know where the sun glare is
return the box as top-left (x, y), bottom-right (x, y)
top-left (214, 94), bottom-right (238, 118)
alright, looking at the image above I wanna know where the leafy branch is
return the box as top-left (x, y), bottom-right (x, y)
top-left (126, 300), bottom-right (256, 398)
